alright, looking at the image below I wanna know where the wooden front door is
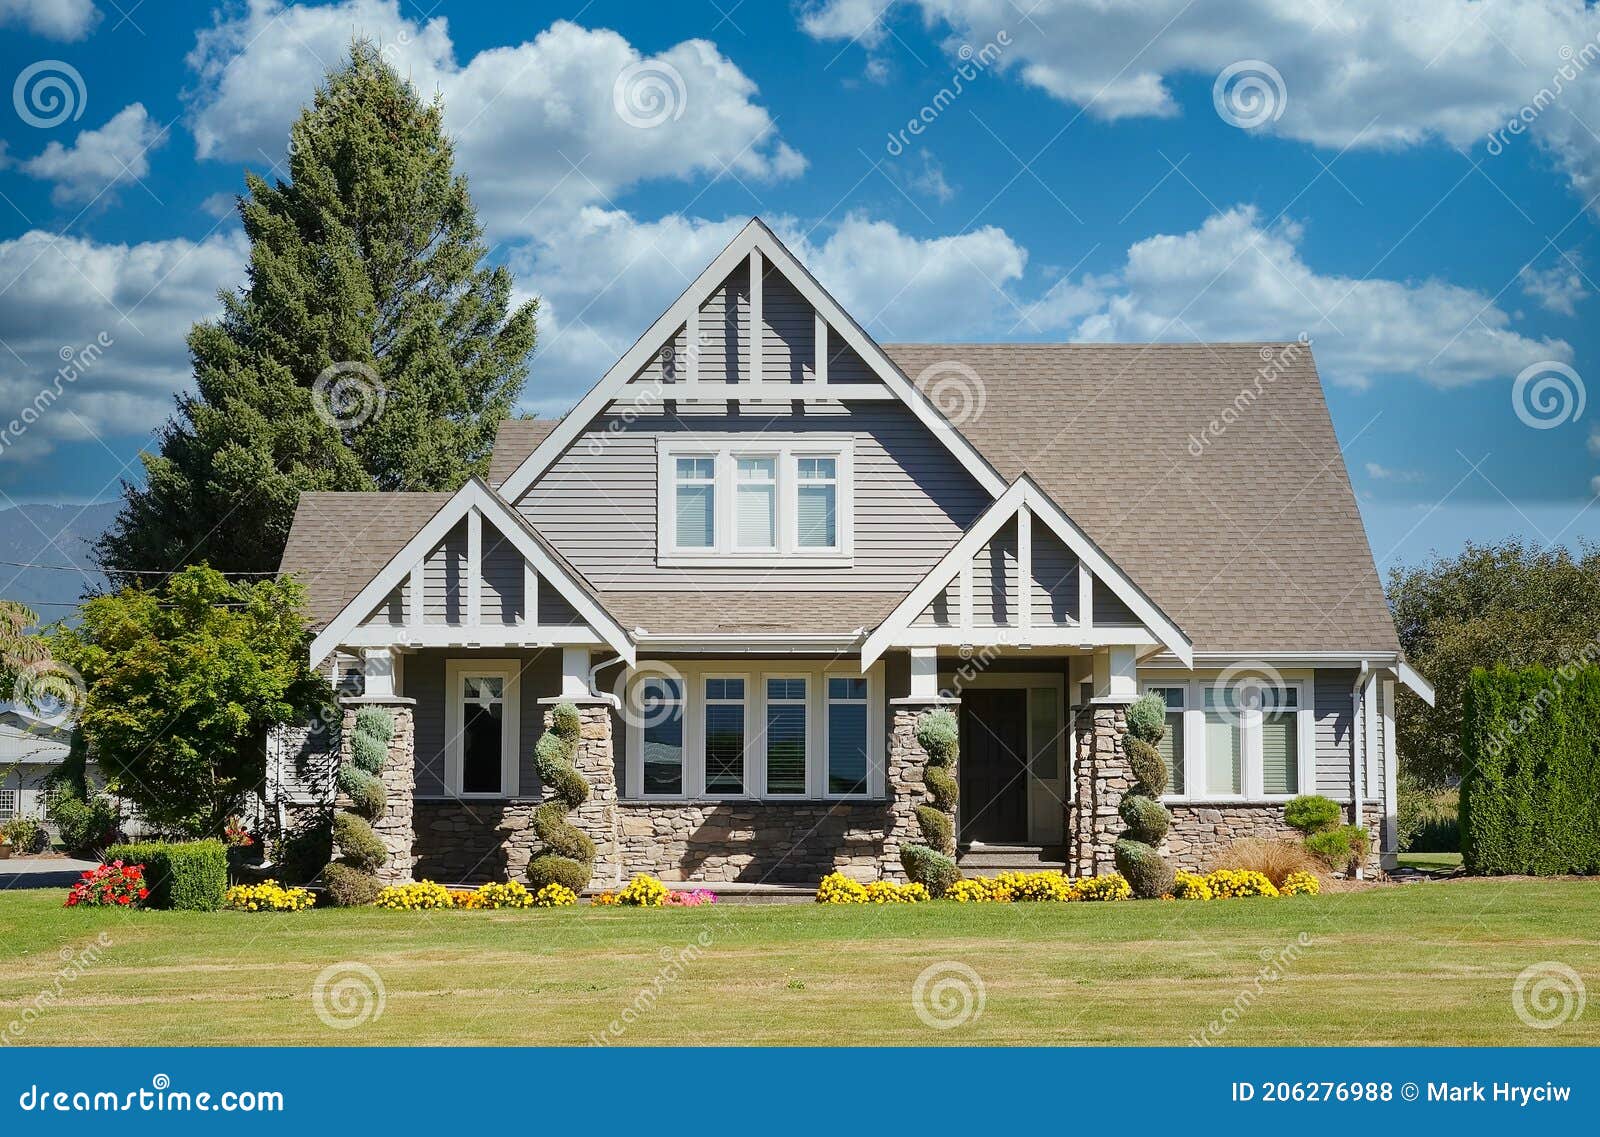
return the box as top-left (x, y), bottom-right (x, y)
top-left (960, 690), bottom-right (1029, 844)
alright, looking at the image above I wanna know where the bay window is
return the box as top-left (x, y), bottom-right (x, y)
top-left (658, 438), bottom-right (853, 564)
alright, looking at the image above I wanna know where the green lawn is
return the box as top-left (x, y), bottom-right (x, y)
top-left (1, 880), bottom-right (1595, 1046)
top-left (1397, 851), bottom-right (1464, 873)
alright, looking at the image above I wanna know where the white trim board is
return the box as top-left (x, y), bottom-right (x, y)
top-left (307, 478), bottom-right (635, 667)
top-left (861, 476), bottom-right (1193, 668)
top-left (494, 218), bottom-right (1009, 504)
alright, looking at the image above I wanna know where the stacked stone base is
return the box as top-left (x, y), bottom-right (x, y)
top-left (1167, 802), bottom-right (1385, 875)
top-left (617, 801), bottom-right (894, 883)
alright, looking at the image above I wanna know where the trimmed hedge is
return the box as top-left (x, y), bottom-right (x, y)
top-left (1462, 664), bottom-right (1600, 875)
top-left (105, 840), bottom-right (228, 911)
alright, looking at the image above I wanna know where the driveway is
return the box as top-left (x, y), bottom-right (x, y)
top-left (0, 856), bottom-right (97, 890)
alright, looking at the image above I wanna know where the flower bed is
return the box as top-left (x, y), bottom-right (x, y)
top-left (65, 861), bottom-right (148, 908)
top-left (817, 866), bottom-right (1321, 905)
top-left (225, 880), bottom-right (314, 912)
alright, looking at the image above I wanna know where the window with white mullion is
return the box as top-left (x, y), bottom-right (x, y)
top-left (673, 455), bottom-right (716, 550)
top-left (702, 676), bottom-right (747, 796)
top-left (825, 675), bottom-right (870, 797)
top-left (795, 455), bottom-right (839, 551)
top-left (734, 455), bottom-right (778, 551)
top-left (763, 676), bottom-right (808, 796)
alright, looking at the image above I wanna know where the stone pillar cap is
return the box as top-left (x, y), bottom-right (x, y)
top-left (339, 695), bottom-right (416, 706)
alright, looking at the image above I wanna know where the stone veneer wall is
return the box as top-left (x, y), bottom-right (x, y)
top-left (552, 702), bottom-right (622, 888)
top-left (882, 701), bottom-right (958, 882)
top-left (414, 800), bottom-right (539, 883)
top-left (1167, 802), bottom-right (1385, 874)
top-left (617, 801), bottom-right (894, 883)
top-left (337, 699), bottom-right (415, 884)
top-left (1068, 704), bottom-right (1129, 878)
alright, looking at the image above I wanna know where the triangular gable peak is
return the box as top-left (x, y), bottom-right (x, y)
top-left (862, 477), bottom-right (1193, 667)
top-left (495, 217), bottom-right (1008, 502)
top-left (307, 478), bottom-right (634, 667)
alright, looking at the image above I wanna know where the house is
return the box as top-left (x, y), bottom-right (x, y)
top-left (0, 708), bottom-right (71, 822)
top-left (272, 218), bottom-right (1434, 887)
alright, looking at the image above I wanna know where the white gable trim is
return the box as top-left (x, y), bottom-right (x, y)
top-left (1396, 659), bottom-right (1435, 707)
top-left (495, 218), bottom-right (1008, 503)
top-left (861, 476), bottom-right (1193, 668)
top-left (306, 479), bottom-right (635, 667)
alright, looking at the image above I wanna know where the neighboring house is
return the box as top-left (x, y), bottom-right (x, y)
top-left (273, 218), bottom-right (1434, 887)
top-left (0, 708), bottom-right (71, 821)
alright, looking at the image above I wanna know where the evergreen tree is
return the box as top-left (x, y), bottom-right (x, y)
top-left (98, 41), bottom-right (537, 581)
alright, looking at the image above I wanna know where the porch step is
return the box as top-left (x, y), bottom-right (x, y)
top-left (957, 844), bottom-right (1068, 873)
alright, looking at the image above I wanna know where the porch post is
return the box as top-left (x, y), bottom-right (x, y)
top-left (886, 648), bottom-right (959, 881)
top-left (338, 694), bottom-right (416, 883)
top-left (1069, 647), bottom-right (1137, 878)
top-left (541, 648), bottom-right (621, 888)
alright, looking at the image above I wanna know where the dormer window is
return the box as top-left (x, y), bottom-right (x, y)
top-left (658, 436), bottom-right (853, 566)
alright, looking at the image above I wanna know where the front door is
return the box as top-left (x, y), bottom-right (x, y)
top-left (959, 690), bottom-right (1029, 844)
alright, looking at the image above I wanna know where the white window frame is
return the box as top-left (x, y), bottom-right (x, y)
top-left (640, 673), bottom-right (687, 797)
top-left (0, 788), bottom-right (15, 820)
top-left (657, 436), bottom-right (854, 567)
top-left (731, 452), bottom-right (780, 553)
top-left (1142, 683), bottom-right (1189, 796)
top-left (794, 453), bottom-right (842, 554)
top-left (623, 660), bottom-right (883, 801)
top-left (443, 659), bottom-right (521, 799)
top-left (1142, 670), bottom-right (1313, 804)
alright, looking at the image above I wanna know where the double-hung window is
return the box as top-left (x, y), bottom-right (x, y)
top-left (1259, 686), bottom-right (1300, 796)
top-left (659, 439), bottom-right (852, 563)
top-left (703, 677), bottom-right (747, 795)
top-left (0, 789), bottom-right (15, 820)
top-left (826, 677), bottom-right (869, 796)
top-left (1146, 685), bottom-right (1186, 795)
top-left (641, 676), bottom-right (685, 796)
top-left (764, 678), bottom-right (807, 795)
top-left (1202, 686), bottom-right (1243, 796)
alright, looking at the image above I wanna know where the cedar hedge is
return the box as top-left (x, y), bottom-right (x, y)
top-left (105, 839), bottom-right (228, 911)
top-left (1461, 664), bottom-right (1600, 875)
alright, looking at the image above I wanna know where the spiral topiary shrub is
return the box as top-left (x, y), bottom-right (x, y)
top-left (527, 702), bottom-right (595, 893)
top-left (900, 708), bottom-right (961, 895)
top-left (322, 706), bottom-right (393, 904)
top-left (1113, 692), bottom-right (1174, 898)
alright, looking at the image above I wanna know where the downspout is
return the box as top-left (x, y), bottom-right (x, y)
top-left (1349, 660), bottom-right (1371, 880)
top-left (585, 655), bottom-right (627, 708)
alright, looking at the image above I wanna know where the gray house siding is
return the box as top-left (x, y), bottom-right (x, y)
top-left (480, 533), bottom-right (524, 624)
top-left (424, 521), bottom-right (467, 624)
top-left (1315, 668), bottom-right (1356, 799)
top-left (516, 403), bottom-right (991, 592)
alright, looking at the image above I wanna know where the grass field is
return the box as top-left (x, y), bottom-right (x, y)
top-left (1397, 851), bottom-right (1465, 874)
top-left (1, 880), bottom-right (1595, 1046)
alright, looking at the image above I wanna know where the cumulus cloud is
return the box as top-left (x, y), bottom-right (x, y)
top-left (19, 104), bottom-right (167, 205)
top-left (1520, 254), bottom-right (1589, 316)
top-left (801, 0), bottom-right (1600, 211)
top-left (1050, 206), bottom-right (1568, 390)
top-left (0, 0), bottom-right (100, 40)
top-left (185, 1), bottom-right (802, 237)
top-left (1365, 462), bottom-right (1424, 483)
top-left (0, 229), bottom-right (245, 461)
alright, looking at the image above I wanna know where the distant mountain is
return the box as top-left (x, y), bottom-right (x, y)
top-left (0, 501), bottom-right (119, 623)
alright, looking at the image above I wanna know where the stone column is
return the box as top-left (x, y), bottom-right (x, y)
top-left (542, 701), bottom-right (621, 889)
top-left (884, 698), bottom-right (959, 882)
top-left (338, 696), bottom-right (416, 884)
top-left (1068, 703), bottom-right (1129, 878)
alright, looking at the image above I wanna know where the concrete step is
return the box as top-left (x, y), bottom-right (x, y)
top-left (958, 844), bottom-right (1068, 872)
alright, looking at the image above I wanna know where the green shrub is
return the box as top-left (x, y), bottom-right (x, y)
top-left (1123, 736), bottom-right (1168, 797)
top-left (913, 804), bottom-right (953, 855)
top-left (344, 771), bottom-right (387, 822)
top-left (527, 853), bottom-right (590, 893)
top-left (331, 812), bottom-right (386, 873)
top-left (1284, 794), bottom-right (1341, 834)
top-left (1118, 794), bottom-right (1171, 844)
top-left (1125, 691), bottom-right (1166, 741)
top-left (1399, 779), bottom-right (1459, 853)
top-left (1305, 825), bottom-right (1369, 873)
top-left (321, 861), bottom-right (382, 907)
top-left (1463, 665), bottom-right (1600, 875)
top-left (46, 788), bottom-right (118, 853)
top-left (105, 840), bottom-right (228, 911)
top-left (353, 707), bottom-right (394, 743)
top-left (1114, 837), bottom-right (1174, 898)
top-left (350, 731), bottom-right (387, 774)
top-left (900, 843), bottom-right (959, 897)
top-left (1, 816), bottom-right (49, 853)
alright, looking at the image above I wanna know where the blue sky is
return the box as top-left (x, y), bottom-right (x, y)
top-left (1, 0), bottom-right (1597, 577)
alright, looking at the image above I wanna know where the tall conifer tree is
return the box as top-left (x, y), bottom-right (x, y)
top-left (99, 42), bottom-right (537, 580)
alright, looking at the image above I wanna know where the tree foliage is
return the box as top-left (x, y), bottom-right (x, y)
top-left (1387, 538), bottom-right (1600, 787)
top-left (48, 566), bottom-right (330, 837)
top-left (98, 41), bottom-right (538, 580)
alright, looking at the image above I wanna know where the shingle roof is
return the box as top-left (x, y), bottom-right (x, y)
top-left (287, 344), bottom-right (1397, 655)
top-left (880, 342), bottom-right (1397, 655)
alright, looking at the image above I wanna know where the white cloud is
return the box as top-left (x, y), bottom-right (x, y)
top-left (0, 0), bottom-right (100, 40)
top-left (801, 0), bottom-right (1600, 210)
top-left (0, 229), bottom-right (246, 460)
top-left (19, 104), bottom-right (166, 205)
top-left (510, 208), bottom-right (1028, 412)
top-left (901, 152), bottom-right (955, 202)
top-left (1520, 254), bottom-right (1589, 315)
top-left (185, 2), bottom-right (802, 238)
top-left (1365, 462), bottom-right (1424, 482)
top-left (1051, 206), bottom-right (1568, 389)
